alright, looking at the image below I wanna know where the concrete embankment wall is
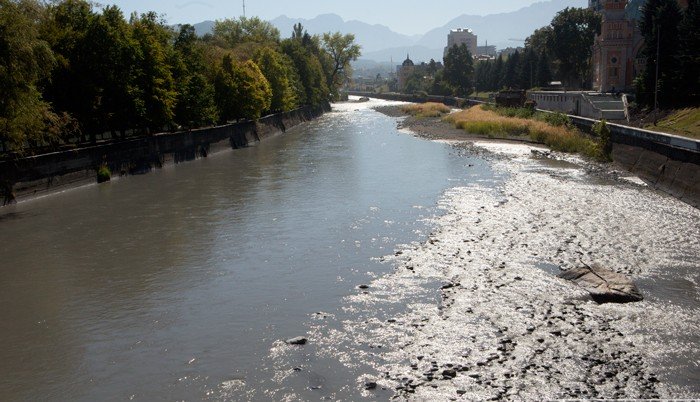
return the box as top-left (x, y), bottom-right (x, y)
top-left (346, 92), bottom-right (700, 208)
top-left (566, 116), bottom-right (700, 208)
top-left (0, 103), bottom-right (329, 203)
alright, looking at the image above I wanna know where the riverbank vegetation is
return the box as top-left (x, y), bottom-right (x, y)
top-left (445, 105), bottom-right (602, 158)
top-left (0, 0), bottom-right (360, 155)
top-left (646, 108), bottom-right (700, 139)
top-left (401, 103), bottom-right (451, 118)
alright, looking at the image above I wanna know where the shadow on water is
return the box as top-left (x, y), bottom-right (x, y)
top-left (0, 99), bottom-right (494, 401)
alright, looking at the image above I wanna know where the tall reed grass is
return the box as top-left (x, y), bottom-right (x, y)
top-left (401, 102), bottom-right (451, 118)
top-left (445, 105), bottom-right (600, 157)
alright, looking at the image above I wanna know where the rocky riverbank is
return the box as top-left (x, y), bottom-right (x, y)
top-left (271, 104), bottom-right (700, 399)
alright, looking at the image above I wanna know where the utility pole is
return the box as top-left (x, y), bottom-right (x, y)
top-left (242, 0), bottom-right (246, 17)
top-left (654, 22), bottom-right (660, 124)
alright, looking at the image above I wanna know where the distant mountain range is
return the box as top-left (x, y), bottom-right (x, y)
top-left (188, 0), bottom-right (587, 63)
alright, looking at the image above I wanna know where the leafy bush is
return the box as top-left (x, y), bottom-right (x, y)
top-left (593, 119), bottom-right (612, 161)
top-left (97, 164), bottom-right (111, 183)
top-left (536, 112), bottom-right (572, 128)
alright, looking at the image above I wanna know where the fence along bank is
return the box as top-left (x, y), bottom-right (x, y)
top-left (0, 103), bottom-right (330, 205)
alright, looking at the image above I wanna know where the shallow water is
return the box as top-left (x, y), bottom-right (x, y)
top-left (0, 99), bottom-right (493, 401)
top-left (282, 138), bottom-right (700, 400)
top-left (1, 99), bottom-right (698, 400)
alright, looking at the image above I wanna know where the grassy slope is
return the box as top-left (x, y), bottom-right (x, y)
top-left (646, 108), bottom-right (700, 140)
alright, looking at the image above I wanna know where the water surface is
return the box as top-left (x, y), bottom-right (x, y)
top-left (0, 100), bottom-right (492, 400)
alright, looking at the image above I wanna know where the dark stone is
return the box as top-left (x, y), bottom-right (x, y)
top-left (285, 336), bottom-right (307, 345)
top-left (559, 264), bottom-right (643, 303)
top-left (443, 369), bottom-right (457, 379)
top-left (364, 381), bottom-right (378, 390)
top-left (358, 284), bottom-right (370, 289)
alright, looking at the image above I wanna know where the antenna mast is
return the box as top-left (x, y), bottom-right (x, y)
top-left (243, 0), bottom-right (246, 17)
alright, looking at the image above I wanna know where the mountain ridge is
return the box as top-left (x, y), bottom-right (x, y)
top-left (187, 0), bottom-right (588, 62)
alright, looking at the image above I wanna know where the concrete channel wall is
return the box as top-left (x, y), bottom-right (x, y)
top-left (345, 92), bottom-right (700, 208)
top-left (1, 103), bottom-right (330, 204)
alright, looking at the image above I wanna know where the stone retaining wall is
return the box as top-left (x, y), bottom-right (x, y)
top-left (1, 103), bottom-right (330, 204)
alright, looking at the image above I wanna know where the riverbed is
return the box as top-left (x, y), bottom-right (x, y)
top-left (1, 99), bottom-right (698, 401)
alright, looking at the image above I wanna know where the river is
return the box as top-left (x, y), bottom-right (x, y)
top-left (0, 99), bottom-right (492, 400)
top-left (1, 99), bottom-right (698, 401)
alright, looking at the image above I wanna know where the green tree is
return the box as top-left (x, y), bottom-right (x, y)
top-left (547, 7), bottom-right (601, 88)
top-left (677, 0), bottom-right (699, 104)
top-left (214, 55), bottom-right (271, 121)
top-left (88, 6), bottom-right (139, 138)
top-left (443, 43), bottom-right (474, 97)
top-left (41, 0), bottom-right (97, 142)
top-left (0, 0), bottom-right (63, 152)
top-left (212, 17), bottom-right (280, 48)
top-left (254, 47), bottom-right (298, 112)
top-left (535, 51), bottom-right (553, 87)
top-left (518, 48), bottom-right (537, 89)
top-left (281, 37), bottom-right (329, 105)
top-left (321, 32), bottom-right (361, 98)
top-left (492, 55), bottom-right (504, 90)
top-left (130, 12), bottom-right (177, 133)
top-left (637, 0), bottom-right (683, 107)
top-left (173, 24), bottom-right (218, 127)
top-left (501, 51), bottom-right (520, 89)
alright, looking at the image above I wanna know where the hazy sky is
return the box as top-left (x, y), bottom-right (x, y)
top-left (103, 0), bottom-right (551, 35)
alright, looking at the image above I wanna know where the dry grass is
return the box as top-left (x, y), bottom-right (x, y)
top-left (445, 105), bottom-right (600, 157)
top-left (401, 102), bottom-right (452, 118)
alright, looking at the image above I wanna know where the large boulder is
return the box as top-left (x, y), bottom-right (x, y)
top-left (559, 264), bottom-right (643, 304)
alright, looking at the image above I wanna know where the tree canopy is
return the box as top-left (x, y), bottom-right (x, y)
top-left (0, 1), bottom-right (360, 155)
top-left (443, 44), bottom-right (474, 97)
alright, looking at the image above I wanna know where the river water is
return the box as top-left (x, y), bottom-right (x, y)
top-left (1, 99), bottom-right (699, 401)
top-left (0, 100), bottom-right (494, 400)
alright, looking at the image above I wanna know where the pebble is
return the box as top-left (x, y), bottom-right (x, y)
top-left (285, 336), bottom-right (307, 345)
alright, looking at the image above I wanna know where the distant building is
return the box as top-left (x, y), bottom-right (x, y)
top-left (591, 0), bottom-right (688, 92)
top-left (444, 28), bottom-right (477, 58)
top-left (498, 47), bottom-right (524, 57)
top-left (396, 56), bottom-right (443, 93)
top-left (477, 44), bottom-right (497, 57)
top-left (397, 55), bottom-right (416, 92)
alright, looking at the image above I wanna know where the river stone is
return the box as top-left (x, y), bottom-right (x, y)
top-left (285, 336), bottom-right (308, 345)
top-left (559, 265), bottom-right (643, 303)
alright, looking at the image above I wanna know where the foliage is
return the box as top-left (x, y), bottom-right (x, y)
top-left (281, 35), bottom-right (330, 106)
top-left (321, 32), bottom-right (361, 99)
top-left (636, 0), bottom-right (684, 108)
top-left (254, 47), bottom-right (298, 112)
top-left (0, 0), bottom-right (61, 152)
top-left (547, 7), bottom-right (601, 88)
top-left (96, 164), bottom-right (111, 183)
top-left (173, 25), bottom-right (218, 127)
top-left (592, 119), bottom-right (612, 161)
top-left (443, 43), bottom-right (474, 97)
top-left (1, 3), bottom-right (352, 156)
top-left (130, 12), bottom-right (177, 133)
top-left (214, 56), bottom-right (271, 122)
top-left (677, 0), bottom-right (699, 105)
top-left (212, 17), bottom-right (280, 48)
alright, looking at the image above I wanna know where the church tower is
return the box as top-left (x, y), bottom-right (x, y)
top-left (591, 0), bottom-right (642, 92)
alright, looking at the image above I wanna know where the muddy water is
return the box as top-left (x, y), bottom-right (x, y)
top-left (0, 99), bottom-right (494, 401)
top-left (1, 100), bottom-right (699, 401)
